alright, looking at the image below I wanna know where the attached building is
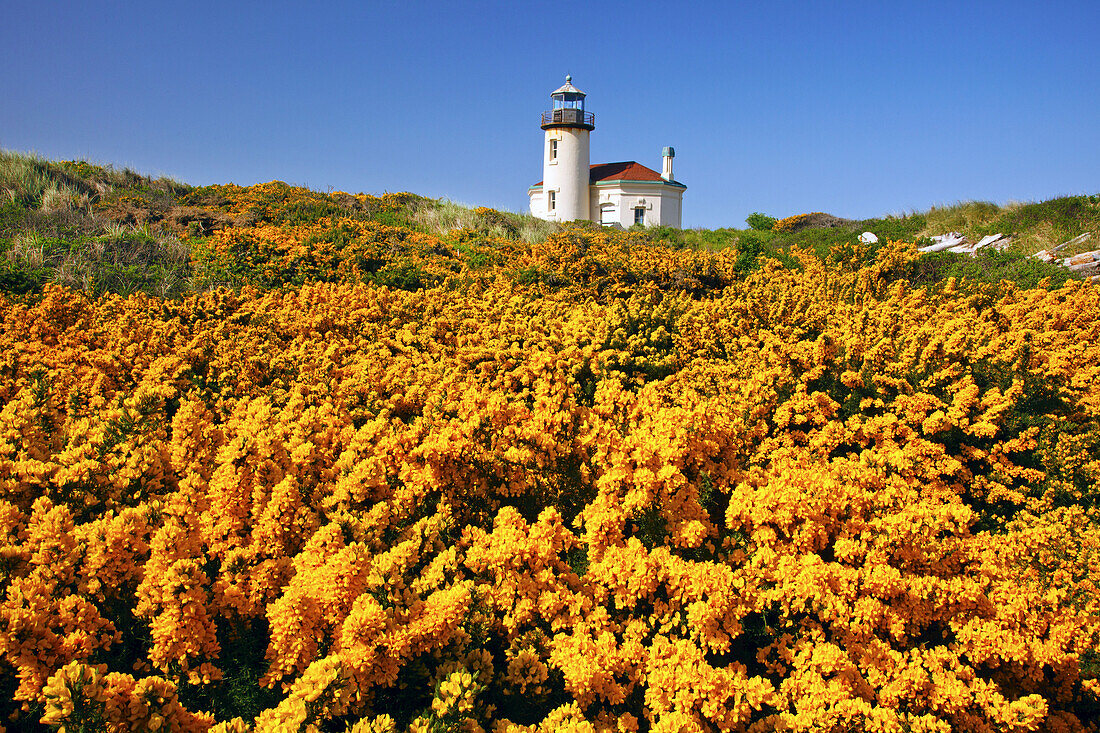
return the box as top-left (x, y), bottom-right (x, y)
top-left (528, 77), bottom-right (685, 228)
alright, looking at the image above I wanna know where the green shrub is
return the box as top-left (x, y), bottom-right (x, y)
top-left (858, 213), bottom-right (926, 242)
top-left (890, 248), bottom-right (1073, 289)
top-left (514, 265), bottom-right (546, 286)
top-left (733, 233), bottom-right (764, 274)
top-left (745, 212), bottom-right (777, 231)
top-left (369, 261), bottom-right (439, 291)
top-left (278, 199), bottom-right (346, 225)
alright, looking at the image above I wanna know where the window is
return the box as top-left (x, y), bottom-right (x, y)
top-left (547, 190), bottom-right (556, 211)
top-left (549, 140), bottom-right (558, 161)
top-left (634, 207), bottom-right (645, 226)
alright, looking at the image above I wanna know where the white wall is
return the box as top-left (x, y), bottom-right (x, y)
top-left (529, 185), bottom-right (544, 218)
top-left (541, 127), bottom-right (590, 222)
top-left (591, 182), bottom-right (685, 228)
top-left (660, 190), bottom-right (682, 227)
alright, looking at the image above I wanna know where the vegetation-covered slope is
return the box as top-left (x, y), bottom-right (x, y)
top-left (3, 150), bottom-right (1094, 299)
top-left (1, 151), bottom-right (1099, 732)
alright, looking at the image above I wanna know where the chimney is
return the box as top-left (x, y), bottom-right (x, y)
top-left (661, 146), bottom-right (675, 181)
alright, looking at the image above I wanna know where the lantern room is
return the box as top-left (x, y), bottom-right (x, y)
top-left (541, 75), bottom-right (595, 130)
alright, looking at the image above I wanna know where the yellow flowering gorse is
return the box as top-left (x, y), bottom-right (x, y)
top-left (1, 196), bottom-right (1098, 731)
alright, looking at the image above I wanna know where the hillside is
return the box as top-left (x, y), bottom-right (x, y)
top-left (1, 151), bottom-right (1099, 732)
top-left (3, 150), bottom-right (1095, 300)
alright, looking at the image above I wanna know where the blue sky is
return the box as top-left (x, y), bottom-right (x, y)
top-left (3, 0), bottom-right (1098, 229)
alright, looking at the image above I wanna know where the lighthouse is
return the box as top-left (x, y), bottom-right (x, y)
top-left (528, 77), bottom-right (686, 227)
top-left (539, 75), bottom-right (594, 222)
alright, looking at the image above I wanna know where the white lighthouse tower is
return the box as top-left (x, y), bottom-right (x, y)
top-left (539, 76), bottom-right (594, 222)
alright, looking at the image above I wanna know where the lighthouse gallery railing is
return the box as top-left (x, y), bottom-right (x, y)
top-left (541, 110), bottom-right (595, 126)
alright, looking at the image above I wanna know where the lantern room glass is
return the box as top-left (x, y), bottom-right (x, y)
top-left (552, 94), bottom-right (585, 112)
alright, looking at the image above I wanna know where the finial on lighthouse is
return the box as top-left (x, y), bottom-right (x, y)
top-left (565, 74), bottom-right (571, 83)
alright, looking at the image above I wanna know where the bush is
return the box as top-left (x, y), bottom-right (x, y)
top-left (883, 248), bottom-right (1072, 290)
top-left (745, 212), bottom-right (777, 231)
top-left (4, 256), bottom-right (1100, 730)
top-left (733, 233), bottom-right (764, 274)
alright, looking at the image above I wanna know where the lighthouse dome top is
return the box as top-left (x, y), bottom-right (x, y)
top-left (551, 75), bottom-right (586, 97)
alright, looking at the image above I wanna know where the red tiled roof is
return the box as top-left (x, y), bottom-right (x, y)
top-left (531, 161), bottom-right (666, 187)
top-left (589, 161), bottom-right (664, 182)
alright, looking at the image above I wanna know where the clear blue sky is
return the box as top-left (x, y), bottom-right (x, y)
top-left (3, 0), bottom-right (1098, 229)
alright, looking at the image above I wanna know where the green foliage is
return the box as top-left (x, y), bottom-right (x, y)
top-left (277, 198), bottom-right (347, 225)
top-left (644, 203), bottom-right (1089, 291)
top-left (745, 212), bottom-right (777, 231)
top-left (993, 196), bottom-right (1098, 232)
top-left (56, 159), bottom-right (189, 199)
top-left (514, 265), bottom-right (547, 287)
top-left (176, 618), bottom-right (283, 723)
top-left (244, 182), bottom-right (311, 225)
top-left (894, 248), bottom-right (1072, 290)
top-left (732, 233), bottom-right (764, 274)
top-left (369, 261), bottom-right (439, 291)
top-left (645, 226), bottom-right (739, 251)
top-left (0, 150), bottom-right (95, 209)
top-left (0, 265), bottom-right (43, 294)
top-left (0, 230), bottom-right (193, 299)
top-left (632, 504), bottom-right (668, 550)
top-left (370, 209), bottom-right (416, 228)
top-left (177, 184), bottom-right (237, 213)
top-left (0, 200), bottom-right (29, 234)
top-left (769, 225), bottom-right (860, 260)
top-left (923, 200), bottom-right (1003, 236)
top-left (857, 213), bottom-right (927, 242)
top-left (457, 237), bottom-right (508, 270)
top-left (411, 200), bottom-right (563, 244)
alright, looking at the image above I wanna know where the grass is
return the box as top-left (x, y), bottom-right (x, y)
top-left (1, 150), bottom-right (198, 298)
top-left (411, 199), bottom-right (565, 243)
top-left (0, 150), bottom-right (190, 213)
top-left (917, 197), bottom-right (1100, 256)
top-left (1, 226), bottom-right (194, 297)
top-left (0, 150), bottom-right (77, 208)
top-left (921, 200), bottom-right (1005, 237)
